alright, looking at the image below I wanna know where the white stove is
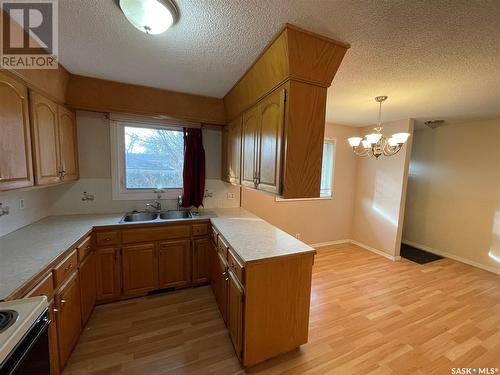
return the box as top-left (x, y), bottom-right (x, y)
top-left (0, 296), bottom-right (49, 373)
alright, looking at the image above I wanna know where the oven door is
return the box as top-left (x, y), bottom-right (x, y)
top-left (0, 309), bottom-right (50, 375)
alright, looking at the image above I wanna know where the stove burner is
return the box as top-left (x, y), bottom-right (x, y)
top-left (0, 310), bottom-right (18, 333)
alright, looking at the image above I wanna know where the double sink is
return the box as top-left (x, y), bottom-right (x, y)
top-left (120, 210), bottom-right (192, 223)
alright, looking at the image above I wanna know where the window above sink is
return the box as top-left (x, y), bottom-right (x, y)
top-left (110, 120), bottom-right (185, 200)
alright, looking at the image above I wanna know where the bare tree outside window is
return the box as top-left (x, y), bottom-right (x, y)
top-left (124, 126), bottom-right (184, 189)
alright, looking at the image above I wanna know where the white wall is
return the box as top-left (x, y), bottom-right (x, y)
top-left (351, 119), bottom-right (414, 259)
top-left (0, 188), bottom-right (51, 238)
top-left (0, 111), bottom-right (239, 237)
top-left (403, 118), bottom-right (500, 273)
top-left (49, 111), bottom-right (240, 215)
top-left (241, 123), bottom-right (357, 244)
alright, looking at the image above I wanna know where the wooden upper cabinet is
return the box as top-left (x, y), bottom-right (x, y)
top-left (257, 89), bottom-right (285, 194)
top-left (0, 72), bottom-right (34, 191)
top-left (30, 91), bottom-right (60, 185)
top-left (241, 106), bottom-right (260, 188)
top-left (221, 126), bottom-right (229, 182)
top-left (122, 243), bottom-right (158, 296)
top-left (57, 105), bottom-right (79, 181)
top-left (158, 239), bottom-right (191, 288)
top-left (227, 117), bottom-right (242, 185)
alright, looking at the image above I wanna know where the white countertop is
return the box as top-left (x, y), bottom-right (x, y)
top-left (211, 208), bottom-right (314, 263)
top-left (0, 208), bottom-right (314, 300)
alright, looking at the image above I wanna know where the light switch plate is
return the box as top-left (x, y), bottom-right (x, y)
top-left (227, 192), bottom-right (235, 200)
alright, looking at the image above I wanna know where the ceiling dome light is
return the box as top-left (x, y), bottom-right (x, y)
top-left (119, 0), bottom-right (178, 35)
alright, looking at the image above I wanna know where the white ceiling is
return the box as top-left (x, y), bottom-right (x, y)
top-left (59, 0), bottom-right (500, 126)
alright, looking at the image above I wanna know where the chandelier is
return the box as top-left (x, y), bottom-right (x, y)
top-left (347, 96), bottom-right (410, 158)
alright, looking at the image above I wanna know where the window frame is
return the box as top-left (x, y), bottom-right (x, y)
top-left (320, 138), bottom-right (336, 198)
top-left (110, 121), bottom-right (184, 201)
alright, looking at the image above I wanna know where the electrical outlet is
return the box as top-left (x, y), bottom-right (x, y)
top-left (295, 233), bottom-right (301, 239)
top-left (19, 199), bottom-right (25, 210)
top-left (227, 192), bottom-right (235, 200)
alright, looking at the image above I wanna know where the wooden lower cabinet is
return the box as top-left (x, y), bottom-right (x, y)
top-left (227, 270), bottom-right (244, 359)
top-left (209, 226), bottom-right (315, 367)
top-left (55, 272), bottom-right (82, 370)
top-left (158, 239), bottom-right (191, 288)
top-left (192, 238), bottom-right (210, 284)
top-left (79, 252), bottom-right (97, 325)
top-left (48, 301), bottom-right (60, 375)
top-left (122, 242), bottom-right (158, 296)
top-left (95, 247), bottom-right (121, 302)
top-left (213, 251), bottom-right (228, 324)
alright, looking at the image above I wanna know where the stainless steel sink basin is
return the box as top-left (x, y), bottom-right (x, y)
top-left (159, 211), bottom-right (192, 220)
top-left (122, 212), bottom-right (158, 222)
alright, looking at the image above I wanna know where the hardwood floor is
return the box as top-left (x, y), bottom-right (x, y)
top-left (64, 244), bottom-right (500, 374)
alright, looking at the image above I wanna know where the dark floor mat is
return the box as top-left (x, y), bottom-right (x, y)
top-left (401, 243), bottom-right (443, 264)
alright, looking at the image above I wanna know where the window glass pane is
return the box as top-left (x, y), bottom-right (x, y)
top-left (124, 126), bottom-right (184, 189)
top-left (320, 140), bottom-right (335, 197)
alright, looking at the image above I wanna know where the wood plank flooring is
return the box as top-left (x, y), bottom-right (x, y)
top-left (63, 244), bottom-right (500, 374)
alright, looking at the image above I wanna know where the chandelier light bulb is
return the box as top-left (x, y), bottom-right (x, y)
top-left (365, 133), bottom-right (382, 145)
top-left (391, 132), bottom-right (411, 144)
top-left (348, 137), bottom-right (363, 147)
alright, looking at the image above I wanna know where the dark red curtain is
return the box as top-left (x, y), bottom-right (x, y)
top-left (182, 127), bottom-right (205, 208)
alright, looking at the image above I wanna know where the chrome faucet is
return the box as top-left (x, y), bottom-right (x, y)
top-left (146, 200), bottom-right (161, 211)
top-left (177, 195), bottom-right (183, 211)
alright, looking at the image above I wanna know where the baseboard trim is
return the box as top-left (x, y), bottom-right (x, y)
top-left (310, 239), bottom-right (400, 261)
top-left (350, 240), bottom-right (401, 261)
top-left (310, 239), bottom-right (351, 248)
top-left (402, 240), bottom-right (500, 275)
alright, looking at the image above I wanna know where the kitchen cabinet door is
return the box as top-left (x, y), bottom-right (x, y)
top-left (257, 89), bottom-right (285, 194)
top-left (214, 251), bottom-right (228, 324)
top-left (57, 106), bottom-right (79, 181)
top-left (48, 300), bottom-right (60, 375)
top-left (30, 91), bottom-right (61, 185)
top-left (221, 126), bottom-right (229, 182)
top-left (95, 248), bottom-right (122, 302)
top-left (227, 116), bottom-right (242, 185)
top-left (0, 72), bottom-right (34, 191)
top-left (192, 238), bottom-right (210, 284)
top-left (122, 243), bottom-right (158, 296)
top-left (241, 106), bottom-right (260, 188)
top-left (56, 272), bottom-right (82, 370)
top-left (158, 239), bottom-right (191, 288)
top-left (79, 252), bottom-right (97, 326)
top-left (228, 270), bottom-right (244, 359)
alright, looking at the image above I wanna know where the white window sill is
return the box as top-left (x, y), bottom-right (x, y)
top-left (275, 195), bottom-right (333, 202)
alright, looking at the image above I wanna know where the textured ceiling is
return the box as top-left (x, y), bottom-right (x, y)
top-left (59, 0), bottom-right (500, 126)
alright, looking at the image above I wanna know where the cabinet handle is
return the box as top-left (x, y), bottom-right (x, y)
top-left (64, 263), bottom-right (73, 271)
top-left (60, 299), bottom-right (66, 310)
top-left (225, 277), bottom-right (229, 282)
top-left (52, 308), bottom-right (59, 314)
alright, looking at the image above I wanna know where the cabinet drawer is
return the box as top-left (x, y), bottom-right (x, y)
top-left (193, 223), bottom-right (209, 236)
top-left (122, 225), bottom-right (191, 244)
top-left (27, 273), bottom-right (54, 298)
top-left (217, 236), bottom-right (229, 258)
top-left (53, 250), bottom-right (78, 287)
top-left (227, 249), bottom-right (244, 285)
top-left (96, 231), bottom-right (119, 246)
top-left (77, 236), bottom-right (92, 262)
